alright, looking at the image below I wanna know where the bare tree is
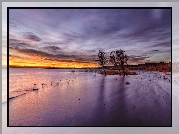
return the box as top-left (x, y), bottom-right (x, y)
top-left (109, 49), bottom-right (129, 76)
top-left (94, 49), bottom-right (129, 76)
top-left (94, 50), bottom-right (107, 76)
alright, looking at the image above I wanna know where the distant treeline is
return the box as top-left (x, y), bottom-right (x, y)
top-left (9, 65), bottom-right (99, 69)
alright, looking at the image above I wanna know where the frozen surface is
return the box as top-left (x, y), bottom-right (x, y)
top-left (1, 69), bottom-right (179, 133)
top-left (6, 68), bottom-right (172, 126)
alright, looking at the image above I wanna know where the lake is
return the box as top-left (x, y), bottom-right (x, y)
top-left (4, 68), bottom-right (172, 126)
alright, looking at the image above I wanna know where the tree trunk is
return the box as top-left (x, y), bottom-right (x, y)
top-left (102, 66), bottom-right (106, 76)
top-left (121, 64), bottom-right (125, 76)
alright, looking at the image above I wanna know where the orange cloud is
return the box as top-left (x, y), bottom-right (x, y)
top-left (9, 49), bottom-right (100, 68)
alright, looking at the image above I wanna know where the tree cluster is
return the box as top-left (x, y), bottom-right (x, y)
top-left (94, 49), bottom-right (129, 76)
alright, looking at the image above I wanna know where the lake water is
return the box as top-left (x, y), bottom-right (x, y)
top-left (2, 68), bottom-right (172, 126)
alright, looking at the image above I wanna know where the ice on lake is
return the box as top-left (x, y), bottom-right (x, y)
top-left (6, 68), bottom-right (172, 126)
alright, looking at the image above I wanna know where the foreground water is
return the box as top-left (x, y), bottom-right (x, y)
top-left (3, 68), bottom-right (172, 126)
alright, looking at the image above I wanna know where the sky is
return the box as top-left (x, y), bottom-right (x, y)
top-left (3, 6), bottom-right (173, 68)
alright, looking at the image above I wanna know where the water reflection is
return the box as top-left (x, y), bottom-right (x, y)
top-left (9, 68), bottom-right (171, 126)
top-left (90, 76), bottom-right (106, 126)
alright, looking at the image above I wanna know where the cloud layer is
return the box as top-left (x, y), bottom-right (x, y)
top-left (9, 8), bottom-right (171, 67)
